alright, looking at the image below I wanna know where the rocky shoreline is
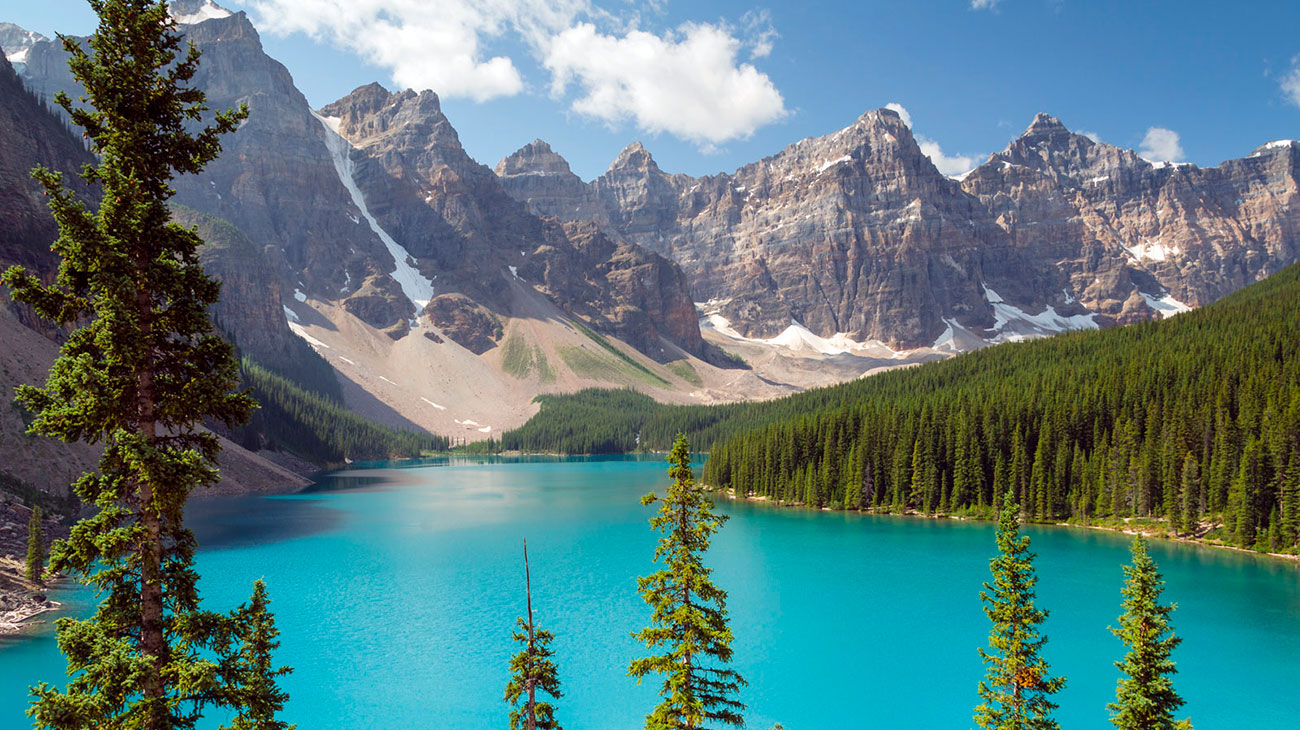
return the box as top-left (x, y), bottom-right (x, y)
top-left (0, 500), bottom-right (67, 637)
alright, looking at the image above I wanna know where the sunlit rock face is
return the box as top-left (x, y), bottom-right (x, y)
top-left (500, 111), bottom-right (1299, 350)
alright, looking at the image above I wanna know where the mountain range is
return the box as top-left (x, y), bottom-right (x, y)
top-left (0, 0), bottom-right (1296, 487)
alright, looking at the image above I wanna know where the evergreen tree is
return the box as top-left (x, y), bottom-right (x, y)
top-left (26, 507), bottom-right (45, 586)
top-left (222, 581), bottom-right (295, 730)
top-left (506, 539), bottom-right (562, 730)
top-left (1178, 454), bottom-right (1200, 535)
top-left (629, 434), bottom-right (745, 729)
top-left (1108, 536), bottom-right (1189, 730)
top-left (975, 491), bottom-right (1065, 730)
top-left (0, 2), bottom-right (280, 728)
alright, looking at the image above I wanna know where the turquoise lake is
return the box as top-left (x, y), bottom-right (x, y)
top-left (1, 455), bottom-right (1298, 728)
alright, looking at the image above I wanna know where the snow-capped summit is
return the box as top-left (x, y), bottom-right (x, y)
top-left (169, 0), bottom-right (233, 26)
top-left (0, 23), bottom-right (50, 73)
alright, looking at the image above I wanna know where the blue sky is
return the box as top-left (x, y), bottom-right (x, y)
top-left (5, 0), bottom-right (1299, 181)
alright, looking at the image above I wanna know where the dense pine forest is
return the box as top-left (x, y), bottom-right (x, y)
top-left (234, 357), bottom-right (447, 464)
top-left (504, 264), bottom-right (1300, 552)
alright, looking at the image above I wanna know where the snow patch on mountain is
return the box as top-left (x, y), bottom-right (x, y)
top-left (983, 284), bottom-right (1099, 341)
top-left (313, 111), bottom-right (435, 310)
top-left (1123, 239), bottom-right (1181, 262)
top-left (699, 302), bottom-right (900, 357)
top-left (171, 0), bottom-right (232, 25)
top-left (1141, 291), bottom-right (1192, 318)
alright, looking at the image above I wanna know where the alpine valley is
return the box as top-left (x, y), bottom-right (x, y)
top-left (1, 0), bottom-right (1297, 499)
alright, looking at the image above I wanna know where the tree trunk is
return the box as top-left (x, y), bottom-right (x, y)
top-left (524, 539), bottom-right (536, 730)
top-left (137, 284), bottom-right (166, 730)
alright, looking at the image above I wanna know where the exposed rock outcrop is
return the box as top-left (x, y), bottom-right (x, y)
top-left (319, 83), bottom-right (706, 357)
top-left (499, 111), bottom-right (1299, 349)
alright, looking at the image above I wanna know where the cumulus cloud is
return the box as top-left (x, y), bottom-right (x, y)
top-left (242, 0), bottom-right (787, 147)
top-left (242, 0), bottom-right (579, 102)
top-left (970, 0), bottom-right (1000, 10)
top-left (544, 22), bottom-right (787, 148)
top-left (918, 139), bottom-right (978, 177)
top-left (1138, 127), bottom-right (1185, 163)
top-left (1282, 56), bottom-right (1300, 108)
top-left (886, 102), bottom-right (978, 178)
top-left (1078, 130), bottom-right (1102, 143)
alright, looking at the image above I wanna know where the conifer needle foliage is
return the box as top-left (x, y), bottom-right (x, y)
top-left (221, 580), bottom-right (296, 730)
top-left (629, 434), bottom-right (745, 730)
top-left (26, 506), bottom-right (46, 586)
top-left (1108, 536), bottom-right (1190, 730)
top-left (975, 491), bottom-right (1065, 730)
top-left (505, 539), bottom-right (562, 730)
top-left (1, 1), bottom-right (288, 727)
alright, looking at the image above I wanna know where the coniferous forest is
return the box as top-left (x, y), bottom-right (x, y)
top-left (234, 357), bottom-right (448, 464)
top-left (505, 262), bottom-right (1300, 553)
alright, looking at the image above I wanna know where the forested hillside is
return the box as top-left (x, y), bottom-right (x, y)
top-left (234, 358), bottom-right (447, 464)
top-left (505, 264), bottom-right (1300, 551)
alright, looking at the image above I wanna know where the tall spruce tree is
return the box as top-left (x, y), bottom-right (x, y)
top-left (1108, 536), bottom-right (1190, 730)
top-left (975, 491), bottom-right (1065, 730)
top-left (26, 506), bottom-right (45, 585)
top-left (505, 539), bottom-right (562, 730)
top-left (629, 434), bottom-right (745, 729)
top-left (0, 2), bottom-right (282, 728)
top-left (222, 581), bottom-right (295, 730)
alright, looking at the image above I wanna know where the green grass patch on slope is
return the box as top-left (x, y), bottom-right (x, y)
top-left (666, 359), bottom-right (703, 386)
top-left (569, 318), bottom-right (670, 386)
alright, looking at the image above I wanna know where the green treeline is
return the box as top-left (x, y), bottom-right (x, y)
top-left (704, 264), bottom-right (1300, 552)
top-left (505, 263), bottom-right (1300, 552)
top-left (235, 357), bottom-right (447, 463)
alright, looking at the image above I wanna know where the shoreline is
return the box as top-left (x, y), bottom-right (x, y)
top-left (0, 595), bottom-right (61, 637)
top-left (717, 487), bottom-right (1300, 564)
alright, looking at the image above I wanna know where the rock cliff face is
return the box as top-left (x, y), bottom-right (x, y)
top-left (962, 114), bottom-right (1298, 321)
top-left (318, 83), bottom-right (704, 356)
top-left (499, 111), bottom-right (1299, 349)
top-left (0, 51), bottom-right (91, 278)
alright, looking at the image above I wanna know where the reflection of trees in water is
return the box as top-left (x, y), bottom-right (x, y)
top-left (187, 495), bottom-right (345, 550)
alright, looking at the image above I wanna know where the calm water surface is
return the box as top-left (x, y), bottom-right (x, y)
top-left (1, 455), bottom-right (1297, 729)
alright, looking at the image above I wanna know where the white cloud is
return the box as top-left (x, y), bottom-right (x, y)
top-left (242, 0), bottom-right (581, 102)
top-left (1138, 127), bottom-right (1185, 163)
top-left (1282, 56), bottom-right (1300, 108)
top-left (884, 102), bottom-right (912, 129)
top-left (741, 9), bottom-right (778, 59)
top-left (917, 139), bottom-right (978, 177)
top-left (544, 22), bottom-right (787, 148)
top-left (971, 0), bottom-right (1000, 10)
top-left (886, 102), bottom-right (978, 178)
top-left (1078, 130), bottom-right (1102, 143)
top-left (242, 0), bottom-right (787, 147)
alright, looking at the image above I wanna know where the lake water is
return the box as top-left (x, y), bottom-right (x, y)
top-left (2, 455), bottom-right (1298, 729)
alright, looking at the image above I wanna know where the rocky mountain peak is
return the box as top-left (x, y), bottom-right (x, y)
top-left (170, 0), bottom-right (235, 26)
top-left (609, 141), bottom-right (659, 173)
top-left (494, 139), bottom-right (576, 178)
top-left (0, 23), bottom-right (48, 69)
top-left (321, 84), bottom-right (456, 154)
top-left (1024, 112), bottom-right (1068, 136)
top-left (1250, 139), bottom-right (1297, 159)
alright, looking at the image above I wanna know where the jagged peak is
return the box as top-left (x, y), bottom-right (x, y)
top-left (321, 82), bottom-right (397, 121)
top-left (1249, 139), bottom-right (1296, 158)
top-left (170, 0), bottom-right (234, 25)
top-left (608, 141), bottom-right (659, 173)
top-left (1025, 112), bottom-right (1067, 134)
top-left (0, 23), bottom-right (50, 66)
top-left (494, 139), bottom-right (574, 178)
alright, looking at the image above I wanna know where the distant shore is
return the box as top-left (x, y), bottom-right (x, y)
top-left (716, 487), bottom-right (1300, 564)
